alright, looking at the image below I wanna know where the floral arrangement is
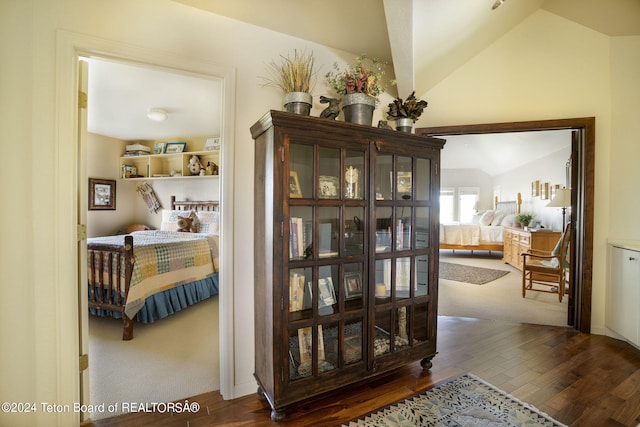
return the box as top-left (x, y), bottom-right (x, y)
top-left (386, 91), bottom-right (428, 121)
top-left (325, 54), bottom-right (389, 100)
top-left (261, 49), bottom-right (316, 93)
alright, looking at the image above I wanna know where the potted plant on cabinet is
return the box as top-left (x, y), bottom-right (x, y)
top-left (261, 49), bottom-right (316, 115)
top-left (517, 213), bottom-right (534, 228)
top-left (386, 91), bottom-right (428, 132)
top-left (325, 54), bottom-right (389, 126)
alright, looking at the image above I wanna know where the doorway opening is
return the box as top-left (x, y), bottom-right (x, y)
top-left (418, 117), bottom-right (594, 333)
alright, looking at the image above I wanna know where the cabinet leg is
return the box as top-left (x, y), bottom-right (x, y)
top-left (271, 408), bottom-right (286, 422)
top-left (420, 356), bottom-right (433, 370)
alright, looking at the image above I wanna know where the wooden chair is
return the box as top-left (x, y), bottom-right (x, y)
top-left (521, 224), bottom-right (571, 302)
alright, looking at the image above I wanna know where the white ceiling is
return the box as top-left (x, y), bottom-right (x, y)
top-left (86, 0), bottom-right (638, 172)
top-left (441, 129), bottom-right (572, 176)
top-left (86, 56), bottom-right (222, 142)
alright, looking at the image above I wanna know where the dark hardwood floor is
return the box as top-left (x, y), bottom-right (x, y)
top-left (85, 316), bottom-right (640, 427)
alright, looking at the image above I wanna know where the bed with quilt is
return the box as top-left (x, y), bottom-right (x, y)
top-left (439, 193), bottom-right (521, 253)
top-left (87, 198), bottom-right (219, 340)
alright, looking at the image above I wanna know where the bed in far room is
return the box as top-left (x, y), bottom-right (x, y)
top-left (87, 197), bottom-right (219, 340)
top-left (439, 193), bottom-right (521, 253)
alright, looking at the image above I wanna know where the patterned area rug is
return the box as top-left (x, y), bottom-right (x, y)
top-left (439, 262), bottom-right (510, 285)
top-left (343, 373), bottom-right (566, 427)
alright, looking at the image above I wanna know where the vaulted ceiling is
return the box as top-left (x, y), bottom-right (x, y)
top-left (87, 0), bottom-right (638, 174)
top-left (175, 0), bottom-right (640, 95)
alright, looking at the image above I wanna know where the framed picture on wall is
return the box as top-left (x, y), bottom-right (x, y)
top-left (531, 180), bottom-right (540, 197)
top-left (89, 178), bottom-right (116, 210)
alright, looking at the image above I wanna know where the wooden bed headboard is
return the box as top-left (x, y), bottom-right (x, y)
top-left (171, 196), bottom-right (219, 212)
top-left (494, 192), bottom-right (522, 214)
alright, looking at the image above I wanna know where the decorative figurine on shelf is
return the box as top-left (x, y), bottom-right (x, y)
top-left (319, 96), bottom-right (341, 120)
top-left (377, 120), bottom-right (393, 130)
top-left (188, 155), bottom-right (204, 176)
top-left (177, 211), bottom-right (198, 233)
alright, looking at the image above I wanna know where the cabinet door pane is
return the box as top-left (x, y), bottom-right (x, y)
top-left (395, 306), bottom-right (410, 350)
top-left (344, 320), bottom-right (363, 365)
top-left (375, 154), bottom-right (393, 200)
top-left (288, 267), bottom-right (312, 321)
top-left (319, 147), bottom-right (340, 199)
top-left (375, 259), bottom-right (391, 302)
top-left (415, 255), bottom-right (429, 296)
top-left (396, 207), bottom-right (412, 251)
top-left (289, 206), bottom-right (312, 260)
top-left (395, 156), bottom-right (413, 200)
top-left (395, 257), bottom-right (411, 300)
top-left (344, 263), bottom-right (364, 310)
top-left (415, 207), bottom-right (430, 248)
top-left (375, 207), bottom-right (393, 253)
top-left (344, 207), bottom-right (364, 256)
top-left (318, 207), bottom-right (339, 258)
top-left (374, 309), bottom-right (392, 358)
top-left (415, 158), bottom-right (431, 201)
top-left (319, 323), bottom-right (338, 374)
top-left (317, 265), bottom-right (338, 317)
top-left (345, 150), bottom-right (365, 200)
top-left (290, 144), bottom-right (313, 198)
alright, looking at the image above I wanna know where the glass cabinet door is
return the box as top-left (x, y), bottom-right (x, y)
top-left (286, 140), bottom-right (369, 382)
top-left (373, 150), bottom-right (434, 361)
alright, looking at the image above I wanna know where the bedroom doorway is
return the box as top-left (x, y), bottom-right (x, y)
top-left (80, 55), bottom-right (223, 419)
top-left (62, 33), bottom-right (237, 421)
top-left (418, 118), bottom-right (594, 333)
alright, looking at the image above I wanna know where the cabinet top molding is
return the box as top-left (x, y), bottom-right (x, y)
top-left (250, 110), bottom-right (446, 150)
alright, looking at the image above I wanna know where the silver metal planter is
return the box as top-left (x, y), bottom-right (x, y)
top-left (283, 92), bottom-right (313, 116)
top-left (395, 117), bottom-right (414, 133)
top-left (341, 93), bottom-right (375, 126)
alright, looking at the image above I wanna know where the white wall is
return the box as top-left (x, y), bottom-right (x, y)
top-left (86, 133), bottom-right (136, 237)
top-left (608, 36), bottom-right (640, 242)
top-left (494, 146), bottom-right (572, 231)
top-left (421, 10), bottom-right (616, 335)
top-left (441, 168), bottom-right (494, 212)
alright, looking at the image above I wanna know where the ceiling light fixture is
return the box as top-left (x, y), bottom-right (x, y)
top-left (147, 108), bottom-right (168, 122)
top-left (491, 0), bottom-right (505, 10)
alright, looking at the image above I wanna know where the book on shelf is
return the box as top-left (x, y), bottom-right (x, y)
top-left (289, 272), bottom-right (305, 312)
top-left (289, 217), bottom-right (311, 259)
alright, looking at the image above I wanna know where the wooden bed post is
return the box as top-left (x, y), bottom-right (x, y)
top-left (122, 235), bottom-right (135, 341)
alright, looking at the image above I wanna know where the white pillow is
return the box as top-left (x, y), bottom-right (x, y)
top-left (479, 210), bottom-right (495, 226)
top-left (490, 211), bottom-right (506, 226)
top-left (197, 211), bottom-right (220, 234)
top-left (161, 209), bottom-right (198, 232)
top-left (500, 214), bottom-right (517, 227)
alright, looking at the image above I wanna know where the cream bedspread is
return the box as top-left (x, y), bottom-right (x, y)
top-left (440, 223), bottom-right (504, 246)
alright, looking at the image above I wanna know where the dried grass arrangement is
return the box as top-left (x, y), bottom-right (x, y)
top-left (261, 49), bottom-right (316, 94)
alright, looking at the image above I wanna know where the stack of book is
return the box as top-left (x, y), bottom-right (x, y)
top-left (123, 143), bottom-right (151, 156)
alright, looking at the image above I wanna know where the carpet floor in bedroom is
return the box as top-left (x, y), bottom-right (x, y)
top-left (438, 250), bottom-right (569, 327)
top-left (87, 296), bottom-right (220, 420)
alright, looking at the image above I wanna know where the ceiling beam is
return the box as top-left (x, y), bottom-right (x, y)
top-left (383, 0), bottom-right (414, 98)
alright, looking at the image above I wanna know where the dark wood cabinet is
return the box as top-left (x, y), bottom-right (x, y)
top-left (251, 111), bottom-right (445, 420)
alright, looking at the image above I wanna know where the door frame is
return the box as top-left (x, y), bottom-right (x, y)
top-left (56, 30), bottom-right (237, 422)
top-left (417, 117), bottom-right (594, 333)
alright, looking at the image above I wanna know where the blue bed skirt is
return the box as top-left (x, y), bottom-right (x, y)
top-left (89, 273), bottom-right (219, 324)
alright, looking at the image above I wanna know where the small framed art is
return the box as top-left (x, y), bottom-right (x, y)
top-left (344, 272), bottom-right (363, 299)
top-left (153, 142), bottom-right (165, 154)
top-left (89, 178), bottom-right (116, 210)
top-left (289, 171), bottom-right (302, 198)
top-left (164, 141), bottom-right (187, 154)
top-left (204, 137), bottom-right (221, 151)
